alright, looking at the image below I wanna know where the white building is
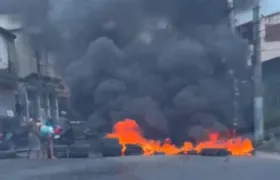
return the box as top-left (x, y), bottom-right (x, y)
top-left (237, 12), bottom-right (280, 62)
top-left (237, 12), bottom-right (280, 123)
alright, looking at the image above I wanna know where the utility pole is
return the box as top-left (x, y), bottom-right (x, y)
top-left (35, 49), bottom-right (43, 121)
top-left (226, 0), bottom-right (235, 31)
top-left (228, 69), bottom-right (240, 133)
top-left (252, 0), bottom-right (264, 143)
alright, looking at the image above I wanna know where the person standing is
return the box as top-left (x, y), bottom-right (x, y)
top-left (27, 118), bottom-right (41, 159)
top-left (40, 117), bottom-right (56, 159)
top-left (46, 117), bottom-right (56, 159)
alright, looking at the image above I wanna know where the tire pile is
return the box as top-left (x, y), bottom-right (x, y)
top-left (101, 138), bottom-right (252, 157)
top-left (54, 144), bottom-right (90, 158)
top-left (0, 150), bottom-right (17, 159)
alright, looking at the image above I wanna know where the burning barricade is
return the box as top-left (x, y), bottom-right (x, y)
top-left (102, 118), bottom-right (253, 157)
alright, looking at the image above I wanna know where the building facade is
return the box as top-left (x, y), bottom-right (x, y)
top-left (237, 12), bottom-right (280, 124)
top-left (0, 14), bottom-right (68, 122)
top-left (0, 26), bottom-right (17, 119)
top-left (237, 12), bottom-right (280, 62)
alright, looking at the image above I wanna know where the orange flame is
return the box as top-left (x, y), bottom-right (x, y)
top-left (105, 119), bottom-right (253, 156)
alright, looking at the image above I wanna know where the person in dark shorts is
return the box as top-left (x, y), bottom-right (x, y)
top-left (46, 117), bottom-right (56, 159)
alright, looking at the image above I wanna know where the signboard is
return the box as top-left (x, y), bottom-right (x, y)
top-left (6, 110), bottom-right (14, 117)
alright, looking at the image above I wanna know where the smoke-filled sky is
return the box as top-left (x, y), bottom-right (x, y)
top-left (0, 0), bottom-right (256, 142)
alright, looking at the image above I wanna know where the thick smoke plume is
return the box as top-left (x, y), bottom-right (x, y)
top-left (0, 0), bottom-right (256, 142)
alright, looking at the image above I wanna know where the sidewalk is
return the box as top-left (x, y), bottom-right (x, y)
top-left (255, 151), bottom-right (280, 160)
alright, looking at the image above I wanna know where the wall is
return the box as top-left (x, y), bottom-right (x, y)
top-left (0, 26), bottom-right (18, 77)
top-left (12, 30), bottom-right (38, 77)
top-left (237, 13), bottom-right (280, 125)
top-left (0, 31), bottom-right (9, 70)
top-left (0, 89), bottom-right (15, 117)
top-left (0, 33), bottom-right (17, 117)
top-left (0, 14), bottom-right (66, 121)
top-left (0, 14), bottom-right (36, 77)
top-left (237, 12), bottom-right (280, 62)
top-left (263, 58), bottom-right (280, 124)
top-left (0, 14), bottom-right (59, 78)
top-left (11, 30), bottom-right (56, 78)
top-left (261, 13), bottom-right (280, 62)
top-left (0, 14), bottom-right (22, 30)
top-left (0, 25), bottom-right (18, 118)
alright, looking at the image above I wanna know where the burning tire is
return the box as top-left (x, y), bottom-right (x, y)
top-left (69, 144), bottom-right (90, 158)
top-left (54, 144), bottom-right (90, 158)
top-left (178, 150), bottom-right (197, 155)
top-left (54, 145), bottom-right (70, 158)
top-left (101, 138), bottom-right (122, 157)
top-left (102, 147), bottom-right (122, 157)
top-left (199, 148), bottom-right (230, 156)
top-left (187, 150), bottom-right (198, 155)
top-left (124, 144), bottom-right (143, 156)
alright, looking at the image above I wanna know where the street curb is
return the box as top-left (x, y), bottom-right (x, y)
top-left (255, 151), bottom-right (280, 160)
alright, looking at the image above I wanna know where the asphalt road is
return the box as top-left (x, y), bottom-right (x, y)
top-left (0, 153), bottom-right (280, 180)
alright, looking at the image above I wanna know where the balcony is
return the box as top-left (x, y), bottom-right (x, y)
top-left (19, 73), bottom-right (66, 95)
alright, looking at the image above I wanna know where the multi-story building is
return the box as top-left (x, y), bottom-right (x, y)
top-left (237, 12), bottom-right (280, 62)
top-left (237, 12), bottom-right (280, 124)
top-left (0, 26), bottom-right (17, 119)
top-left (0, 14), bottom-right (68, 122)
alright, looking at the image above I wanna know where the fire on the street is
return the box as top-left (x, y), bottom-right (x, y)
top-left (105, 119), bottom-right (253, 156)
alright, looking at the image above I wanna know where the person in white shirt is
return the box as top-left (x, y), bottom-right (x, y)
top-left (27, 118), bottom-right (41, 159)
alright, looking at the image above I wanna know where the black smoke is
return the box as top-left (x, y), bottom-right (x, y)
top-left (0, 0), bottom-right (256, 142)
